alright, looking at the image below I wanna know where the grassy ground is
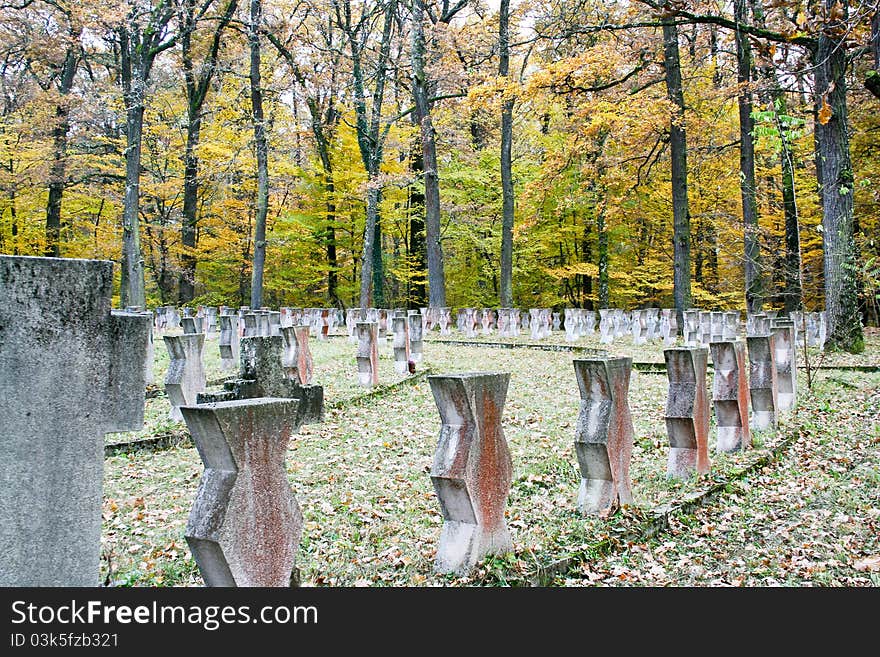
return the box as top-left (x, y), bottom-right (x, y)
top-left (100, 326), bottom-right (880, 587)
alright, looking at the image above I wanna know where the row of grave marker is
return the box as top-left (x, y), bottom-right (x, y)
top-left (151, 302), bottom-right (827, 353)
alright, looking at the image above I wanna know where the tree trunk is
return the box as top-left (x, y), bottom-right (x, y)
top-left (179, 116), bottom-right (200, 303)
top-left (408, 147), bottom-right (427, 307)
top-left (44, 46), bottom-right (78, 258)
top-left (411, 0), bottom-right (446, 307)
top-left (779, 117), bottom-right (802, 313)
top-left (499, 0), bottom-right (514, 308)
top-left (121, 96), bottom-right (146, 309)
top-left (177, 0), bottom-right (236, 304)
top-left (814, 1), bottom-right (863, 352)
top-left (249, 0), bottom-right (269, 309)
top-left (371, 205), bottom-right (384, 307)
top-left (359, 185), bottom-right (382, 308)
top-left (663, 15), bottom-right (691, 332)
top-left (735, 0), bottom-right (762, 312)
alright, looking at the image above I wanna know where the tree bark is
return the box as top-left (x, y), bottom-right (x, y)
top-left (249, 0), bottom-right (269, 309)
top-left (120, 35), bottom-right (147, 309)
top-left (178, 0), bottom-right (237, 304)
top-left (408, 147), bottom-right (427, 307)
top-left (44, 45), bottom-right (78, 257)
top-left (117, 2), bottom-right (175, 308)
top-left (662, 14), bottom-right (691, 332)
top-left (499, 0), bottom-right (514, 308)
top-left (411, 0), bottom-right (446, 307)
top-left (735, 0), bottom-right (762, 312)
top-left (814, 0), bottom-right (863, 352)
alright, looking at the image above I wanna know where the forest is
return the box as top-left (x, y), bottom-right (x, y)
top-left (0, 0), bottom-right (878, 353)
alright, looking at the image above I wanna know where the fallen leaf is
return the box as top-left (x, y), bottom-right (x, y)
top-left (853, 555), bottom-right (880, 572)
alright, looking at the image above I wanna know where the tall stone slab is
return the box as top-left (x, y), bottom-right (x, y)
top-left (268, 311), bottom-right (282, 337)
top-left (709, 340), bottom-right (751, 452)
top-left (428, 372), bottom-right (514, 576)
top-left (683, 309), bottom-right (700, 347)
top-left (281, 325), bottom-right (313, 385)
top-left (204, 306), bottom-right (219, 338)
top-left (710, 311), bottom-right (725, 342)
top-left (723, 311), bottom-right (739, 340)
top-left (529, 309), bottom-right (541, 340)
top-left (183, 398), bottom-right (303, 586)
top-left (242, 312), bottom-right (259, 337)
top-left (598, 309), bottom-right (613, 344)
top-left (356, 321), bottom-right (379, 387)
top-left (164, 333), bottom-right (207, 421)
top-left (408, 310), bottom-right (423, 362)
top-left (572, 357), bottom-right (634, 516)
top-left (771, 321), bottom-right (797, 412)
top-left (664, 347), bottom-right (710, 479)
top-left (584, 309), bottom-right (596, 335)
top-left (564, 308), bottom-right (577, 342)
top-left (645, 308), bottom-right (659, 341)
top-left (747, 334), bottom-right (778, 431)
top-left (632, 310), bottom-right (647, 345)
top-left (257, 310), bottom-right (272, 337)
top-left (481, 309), bottom-right (494, 335)
top-left (219, 313), bottom-right (241, 372)
top-left (182, 315), bottom-right (205, 335)
top-left (0, 255), bottom-right (150, 586)
top-left (391, 312), bottom-right (410, 374)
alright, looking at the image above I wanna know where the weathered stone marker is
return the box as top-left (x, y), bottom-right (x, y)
top-left (182, 398), bottom-right (303, 586)
top-left (182, 315), bottom-right (204, 335)
top-left (599, 309), bottom-right (613, 344)
top-left (0, 255), bottom-right (150, 586)
top-left (199, 335), bottom-right (323, 425)
top-left (356, 321), bottom-right (379, 387)
top-left (219, 313), bottom-right (241, 371)
top-left (709, 340), bottom-right (751, 452)
top-left (408, 310), bottom-right (423, 362)
top-left (664, 347), bottom-right (710, 479)
top-left (391, 311), bottom-right (410, 374)
top-left (772, 321), bottom-right (797, 412)
top-left (281, 325), bottom-right (313, 385)
top-left (428, 372), bottom-right (514, 576)
top-left (164, 333), bottom-right (207, 421)
top-left (572, 357), bottom-right (635, 516)
top-left (747, 334), bottom-right (779, 431)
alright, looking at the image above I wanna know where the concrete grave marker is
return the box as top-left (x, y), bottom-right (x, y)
top-left (356, 321), bottom-right (379, 387)
top-left (0, 255), bottom-right (150, 586)
top-left (747, 334), bottom-right (779, 431)
top-left (709, 340), bottom-right (751, 452)
top-left (664, 347), bottom-right (711, 479)
top-left (282, 325), bottom-right (313, 385)
top-left (408, 310), bottom-right (423, 362)
top-left (771, 321), bottom-right (797, 412)
top-left (428, 372), bottom-right (514, 576)
top-left (219, 313), bottom-right (241, 372)
top-left (164, 333), bottom-right (207, 421)
top-left (392, 311), bottom-right (411, 374)
top-left (572, 357), bottom-right (635, 516)
top-left (183, 398), bottom-right (303, 586)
